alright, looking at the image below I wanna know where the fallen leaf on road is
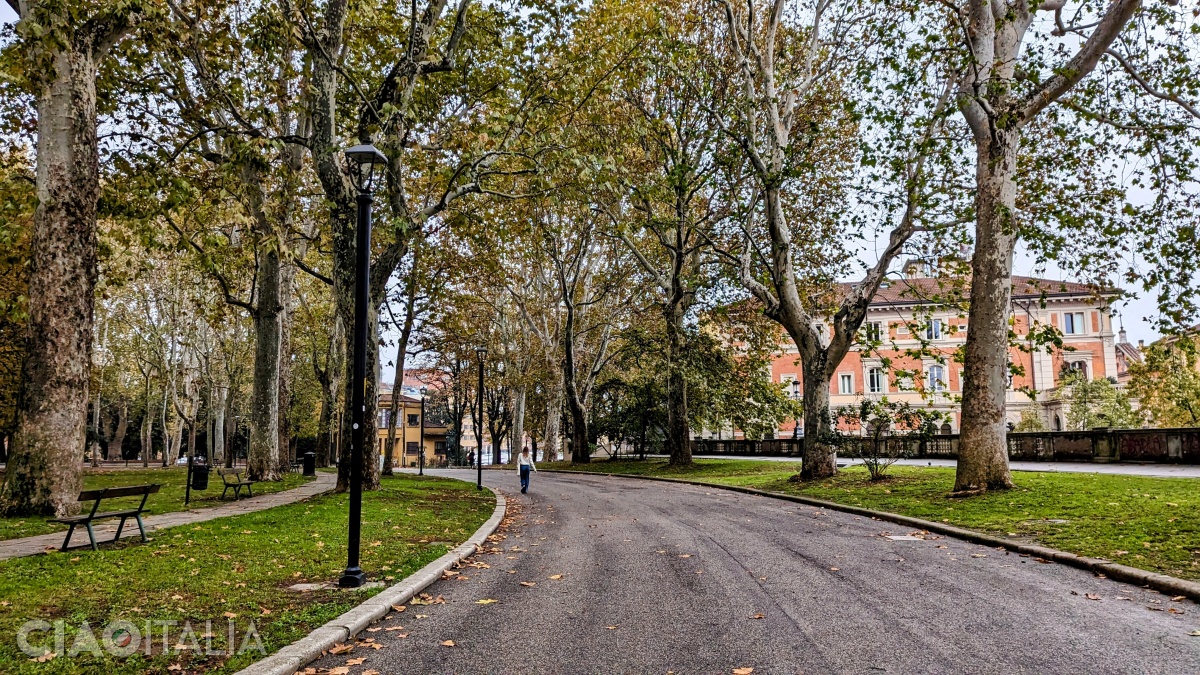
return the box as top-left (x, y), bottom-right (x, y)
top-left (549, 574), bottom-right (563, 580)
top-left (1172, 596), bottom-right (1187, 602)
top-left (367, 627), bottom-right (382, 632)
top-left (749, 614), bottom-right (764, 619)
top-left (1086, 594), bottom-right (1101, 601)
top-left (476, 598), bottom-right (498, 605)
top-left (520, 582), bottom-right (537, 587)
top-left (363, 670), bottom-right (381, 675)
top-left (367, 642), bottom-right (385, 649)
top-left (329, 643), bottom-right (354, 655)
top-left (441, 640), bottom-right (456, 647)
top-left (732, 668), bottom-right (754, 674)
top-left (678, 554), bottom-right (692, 558)
top-left (829, 567), bottom-right (839, 571)
top-left (327, 668), bottom-right (349, 675)
top-left (971, 554), bottom-right (986, 558)
top-left (1033, 558), bottom-right (1051, 564)
top-left (384, 626), bottom-right (407, 632)
top-left (1169, 608), bottom-right (1186, 615)
top-left (1189, 631), bottom-right (1200, 637)
top-left (347, 657), bottom-right (367, 665)
top-left (1116, 596), bottom-right (1133, 601)
top-left (415, 614), bottom-right (429, 618)
top-left (390, 605), bottom-right (406, 612)
top-left (605, 626), bottom-right (618, 630)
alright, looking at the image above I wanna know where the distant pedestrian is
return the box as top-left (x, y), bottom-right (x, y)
top-left (467, 450), bottom-right (475, 467)
top-left (517, 446), bottom-right (536, 493)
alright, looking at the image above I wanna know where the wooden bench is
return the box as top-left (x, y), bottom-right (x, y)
top-left (218, 468), bottom-right (255, 500)
top-left (49, 484), bottom-right (161, 552)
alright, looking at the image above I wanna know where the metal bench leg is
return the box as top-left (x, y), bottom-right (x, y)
top-left (221, 485), bottom-right (230, 500)
top-left (113, 516), bottom-right (127, 542)
top-left (84, 522), bottom-right (98, 551)
top-left (60, 524), bottom-right (77, 552)
top-left (134, 514), bottom-right (148, 542)
top-left (245, 485), bottom-right (252, 498)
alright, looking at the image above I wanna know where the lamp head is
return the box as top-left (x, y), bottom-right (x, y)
top-left (344, 143), bottom-right (388, 194)
top-left (420, 386), bottom-right (428, 397)
top-left (476, 346), bottom-right (488, 357)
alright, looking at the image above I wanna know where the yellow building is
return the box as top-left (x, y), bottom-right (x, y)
top-left (375, 391), bottom-right (449, 468)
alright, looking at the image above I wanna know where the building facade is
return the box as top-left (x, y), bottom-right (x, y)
top-left (752, 264), bottom-right (1139, 438)
top-left (375, 389), bottom-right (449, 468)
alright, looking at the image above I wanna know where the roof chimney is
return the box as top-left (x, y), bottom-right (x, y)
top-left (1118, 327), bottom-right (1128, 344)
top-left (1138, 339), bottom-right (1145, 349)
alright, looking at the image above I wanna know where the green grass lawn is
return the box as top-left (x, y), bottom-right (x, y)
top-left (0, 474), bottom-right (493, 674)
top-left (549, 459), bottom-right (1200, 582)
top-left (0, 468), bottom-right (314, 541)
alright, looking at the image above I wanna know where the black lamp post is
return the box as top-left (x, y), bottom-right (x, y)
top-left (339, 141), bottom-right (387, 589)
top-left (475, 346), bottom-right (486, 490)
top-left (792, 380), bottom-right (801, 442)
top-left (419, 386), bottom-right (427, 476)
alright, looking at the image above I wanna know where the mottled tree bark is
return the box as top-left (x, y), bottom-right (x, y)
top-left (248, 243), bottom-right (282, 482)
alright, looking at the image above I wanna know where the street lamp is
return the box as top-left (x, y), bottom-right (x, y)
top-left (339, 140), bottom-right (387, 590)
top-left (791, 380), bottom-right (801, 443)
top-left (419, 386), bottom-right (428, 476)
top-left (475, 346), bottom-right (487, 490)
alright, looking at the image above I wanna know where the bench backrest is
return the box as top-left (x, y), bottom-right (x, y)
top-left (76, 484), bottom-right (161, 502)
top-left (218, 469), bottom-right (242, 481)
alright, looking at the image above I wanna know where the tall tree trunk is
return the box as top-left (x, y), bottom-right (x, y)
top-left (543, 381), bottom-right (562, 462)
top-left (563, 351), bottom-right (589, 463)
top-left (0, 47), bottom-right (101, 516)
top-left (140, 413), bottom-right (152, 468)
top-left (159, 390), bottom-right (170, 466)
top-left (799, 356), bottom-right (837, 480)
top-left (276, 258), bottom-right (299, 474)
top-left (511, 384), bottom-right (526, 458)
top-left (248, 244), bottom-right (283, 481)
top-left (110, 400), bottom-right (128, 460)
top-left (383, 268), bottom-right (418, 476)
top-left (211, 385), bottom-right (226, 465)
top-left (224, 394), bottom-right (235, 468)
top-left (665, 300), bottom-right (690, 466)
top-left (955, 130), bottom-right (1019, 492)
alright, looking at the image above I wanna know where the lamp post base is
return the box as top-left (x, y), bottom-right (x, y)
top-left (338, 568), bottom-right (367, 588)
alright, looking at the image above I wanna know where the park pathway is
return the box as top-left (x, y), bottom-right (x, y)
top-left (308, 469), bottom-right (1200, 674)
top-left (0, 471), bottom-right (336, 561)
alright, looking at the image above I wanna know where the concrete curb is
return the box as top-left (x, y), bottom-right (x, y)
top-left (543, 468), bottom-right (1200, 603)
top-left (235, 486), bottom-right (507, 675)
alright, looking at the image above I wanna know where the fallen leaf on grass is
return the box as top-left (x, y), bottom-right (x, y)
top-left (476, 599), bottom-right (498, 605)
top-left (167, 665), bottom-right (183, 672)
top-left (441, 640), bottom-right (456, 647)
top-left (519, 582), bottom-right (537, 587)
top-left (30, 651), bottom-right (56, 663)
top-left (223, 612), bottom-right (238, 619)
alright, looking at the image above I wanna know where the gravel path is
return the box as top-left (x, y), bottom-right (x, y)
top-left (307, 469), bottom-right (1200, 674)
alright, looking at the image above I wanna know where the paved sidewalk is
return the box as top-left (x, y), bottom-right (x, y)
top-left (0, 471), bottom-right (336, 561)
top-left (645, 454), bottom-right (1200, 478)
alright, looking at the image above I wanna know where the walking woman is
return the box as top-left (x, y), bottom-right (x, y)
top-left (517, 446), bottom-right (537, 493)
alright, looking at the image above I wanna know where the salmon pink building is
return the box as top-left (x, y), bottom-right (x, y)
top-left (730, 261), bottom-right (1140, 439)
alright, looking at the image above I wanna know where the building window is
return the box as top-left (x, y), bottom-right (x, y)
top-left (406, 441), bottom-right (419, 455)
top-left (1067, 360), bottom-right (1089, 380)
top-left (868, 368), bottom-right (884, 394)
top-left (865, 322), bottom-right (883, 342)
top-left (839, 373), bottom-right (854, 395)
top-left (435, 441), bottom-right (447, 455)
top-left (927, 365), bottom-right (946, 393)
top-left (407, 413), bottom-right (419, 426)
top-left (1063, 312), bottom-right (1086, 335)
top-left (926, 319), bottom-right (942, 341)
top-left (379, 410), bottom-right (390, 428)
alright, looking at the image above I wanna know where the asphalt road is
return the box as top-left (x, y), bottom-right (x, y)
top-left (309, 469), bottom-right (1200, 674)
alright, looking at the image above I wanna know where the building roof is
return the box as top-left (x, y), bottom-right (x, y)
top-left (844, 275), bottom-right (1109, 308)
